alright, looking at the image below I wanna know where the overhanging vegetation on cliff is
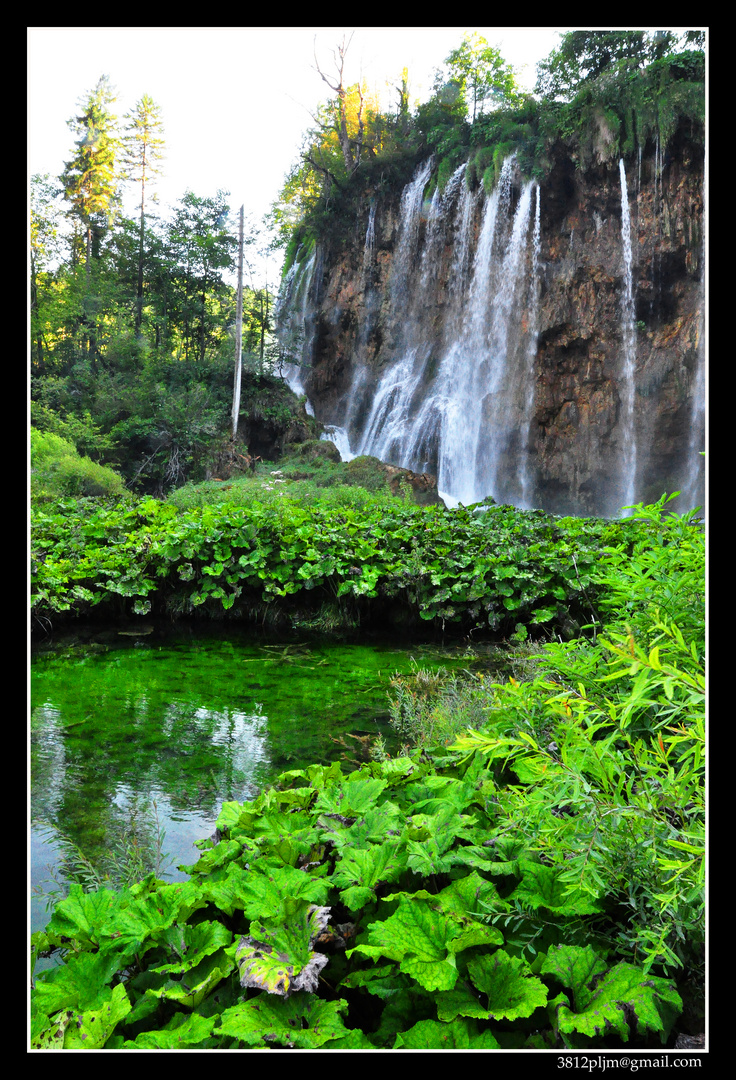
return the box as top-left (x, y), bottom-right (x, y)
top-left (274, 32), bottom-right (705, 257)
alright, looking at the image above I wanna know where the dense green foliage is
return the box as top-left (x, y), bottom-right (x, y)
top-left (31, 486), bottom-right (643, 634)
top-left (31, 427), bottom-right (127, 502)
top-left (31, 496), bottom-right (704, 1049)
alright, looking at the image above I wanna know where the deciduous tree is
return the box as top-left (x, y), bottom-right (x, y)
top-left (445, 33), bottom-right (522, 122)
top-left (534, 30), bottom-right (695, 102)
top-left (166, 191), bottom-right (237, 363)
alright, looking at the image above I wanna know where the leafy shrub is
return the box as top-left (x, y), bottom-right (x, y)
top-left (395, 494), bottom-right (705, 995)
top-left (31, 429), bottom-right (77, 465)
top-left (31, 427), bottom-right (127, 502)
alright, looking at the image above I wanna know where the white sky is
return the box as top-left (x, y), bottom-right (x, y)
top-left (28, 26), bottom-right (564, 280)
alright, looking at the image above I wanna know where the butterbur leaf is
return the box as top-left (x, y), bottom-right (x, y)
top-left (216, 992), bottom-right (350, 1048)
top-left (151, 920), bottom-right (233, 974)
top-left (323, 1028), bottom-right (378, 1049)
top-left (402, 774), bottom-right (477, 815)
top-left (181, 837), bottom-right (245, 875)
top-left (33, 983), bottom-right (132, 1049)
top-left (539, 944), bottom-right (608, 1008)
top-left (513, 859), bottom-right (604, 915)
top-left (145, 947), bottom-right (235, 1009)
top-left (349, 898), bottom-right (461, 992)
top-left (463, 950), bottom-right (548, 1021)
top-left (103, 881), bottom-right (207, 952)
top-left (203, 862), bottom-right (329, 920)
top-left (393, 1017), bottom-right (500, 1049)
top-left (315, 775), bottom-right (389, 817)
top-left (44, 884), bottom-right (125, 950)
top-left (236, 901), bottom-right (331, 997)
top-left (320, 802), bottom-right (404, 852)
top-left (340, 963), bottom-right (406, 998)
top-left (123, 1011), bottom-right (217, 1049)
top-left (545, 955), bottom-right (682, 1043)
top-left (331, 841), bottom-right (405, 910)
top-left (32, 949), bottom-right (122, 1017)
top-left (215, 800), bottom-right (248, 833)
top-left (433, 870), bottom-right (507, 922)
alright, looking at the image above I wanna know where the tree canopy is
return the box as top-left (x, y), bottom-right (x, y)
top-left (535, 30), bottom-right (701, 101)
top-left (445, 33), bottom-right (523, 121)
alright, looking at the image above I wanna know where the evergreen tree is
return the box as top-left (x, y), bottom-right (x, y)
top-left (59, 75), bottom-right (121, 358)
top-left (121, 94), bottom-right (166, 334)
top-left (60, 75), bottom-right (121, 270)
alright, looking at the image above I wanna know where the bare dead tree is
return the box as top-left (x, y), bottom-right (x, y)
top-left (312, 33), bottom-right (366, 178)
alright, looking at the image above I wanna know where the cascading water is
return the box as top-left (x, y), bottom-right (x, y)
top-left (681, 223), bottom-right (706, 512)
top-left (277, 146), bottom-right (702, 519)
top-left (351, 157), bottom-right (437, 465)
top-left (274, 245), bottom-right (321, 413)
top-left (345, 155), bottom-right (541, 508)
top-left (618, 158), bottom-right (638, 513)
top-left (362, 202), bottom-right (376, 285)
top-left (519, 185), bottom-right (542, 508)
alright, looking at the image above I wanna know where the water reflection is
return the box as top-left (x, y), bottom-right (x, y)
top-left (31, 626), bottom-right (468, 929)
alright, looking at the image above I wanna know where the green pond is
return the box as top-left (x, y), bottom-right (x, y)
top-left (30, 623), bottom-right (483, 935)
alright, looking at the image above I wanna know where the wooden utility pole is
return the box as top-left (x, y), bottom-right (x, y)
top-left (231, 204), bottom-right (245, 438)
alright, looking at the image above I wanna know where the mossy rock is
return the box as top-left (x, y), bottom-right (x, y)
top-left (286, 439), bottom-right (342, 463)
top-left (343, 455), bottom-right (392, 492)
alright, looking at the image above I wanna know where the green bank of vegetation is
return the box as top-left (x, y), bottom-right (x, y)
top-left (32, 461), bottom-right (645, 637)
top-left (31, 494), bottom-right (705, 1048)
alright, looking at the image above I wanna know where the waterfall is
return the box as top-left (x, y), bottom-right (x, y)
top-left (444, 166), bottom-right (478, 339)
top-left (274, 245), bottom-right (320, 415)
top-left (681, 219), bottom-right (706, 512)
top-left (320, 425), bottom-right (356, 461)
top-left (276, 144), bottom-right (703, 519)
top-left (362, 202), bottom-right (376, 283)
top-left (519, 184), bottom-right (542, 508)
top-left (618, 159), bottom-right (638, 513)
top-left (345, 155), bottom-right (540, 508)
top-left (352, 158), bottom-right (436, 464)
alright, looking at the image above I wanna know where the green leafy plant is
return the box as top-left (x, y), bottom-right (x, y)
top-left (30, 492), bottom-right (703, 1048)
top-left (31, 491), bottom-right (640, 636)
top-left (31, 739), bottom-right (689, 1049)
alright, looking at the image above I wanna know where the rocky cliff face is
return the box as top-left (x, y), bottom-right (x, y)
top-left (533, 128), bottom-right (704, 514)
top-left (279, 124), bottom-right (705, 517)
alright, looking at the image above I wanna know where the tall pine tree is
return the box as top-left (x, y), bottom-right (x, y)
top-left (121, 94), bottom-right (165, 335)
top-left (60, 75), bottom-right (121, 357)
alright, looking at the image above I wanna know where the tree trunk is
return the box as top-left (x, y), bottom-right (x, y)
top-left (231, 205), bottom-right (244, 438)
top-left (135, 175), bottom-right (146, 335)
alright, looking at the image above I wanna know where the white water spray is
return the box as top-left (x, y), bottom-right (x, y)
top-left (618, 159), bottom-right (638, 513)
